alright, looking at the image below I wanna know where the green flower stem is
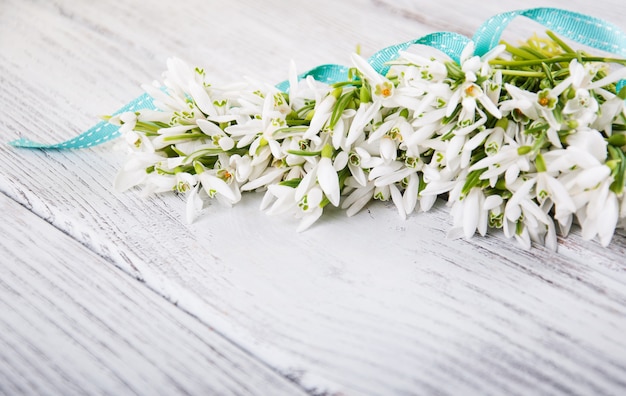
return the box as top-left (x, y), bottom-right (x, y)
top-left (491, 56), bottom-right (626, 67)
top-left (504, 44), bottom-right (541, 60)
top-left (461, 169), bottom-right (487, 197)
top-left (330, 90), bottom-right (356, 129)
top-left (296, 103), bottom-right (316, 117)
top-left (163, 133), bottom-right (206, 142)
top-left (183, 147), bottom-right (248, 165)
top-left (319, 196), bottom-right (331, 208)
top-left (286, 149), bottom-right (322, 157)
top-left (445, 62), bottom-right (464, 80)
top-left (154, 164), bottom-right (194, 175)
top-left (331, 80), bottom-right (362, 88)
top-left (194, 156), bottom-right (221, 170)
top-left (608, 145), bottom-right (626, 194)
top-left (285, 119), bottom-right (311, 126)
top-left (321, 144), bottom-right (334, 158)
top-left (273, 126), bottom-right (309, 136)
top-left (545, 30), bottom-right (575, 53)
top-left (135, 121), bottom-right (169, 135)
top-left (499, 70), bottom-right (546, 77)
top-left (279, 178), bottom-right (302, 188)
top-left (541, 62), bottom-right (556, 86)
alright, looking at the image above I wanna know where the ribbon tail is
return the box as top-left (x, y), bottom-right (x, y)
top-left (8, 93), bottom-right (155, 149)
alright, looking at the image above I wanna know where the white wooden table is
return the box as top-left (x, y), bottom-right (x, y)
top-left (1, 1), bottom-right (625, 395)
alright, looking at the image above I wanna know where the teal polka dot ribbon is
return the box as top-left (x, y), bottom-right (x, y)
top-left (9, 7), bottom-right (626, 150)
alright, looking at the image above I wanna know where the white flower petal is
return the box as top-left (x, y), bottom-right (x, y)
top-left (114, 168), bottom-right (147, 192)
top-left (196, 119), bottom-right (223, 136)
top-left (348, 163), bottom-right (368, 187)
top-left (303, 95), bottom-right (335, 139)
top-left (380, 138), bottom-right (397, 163)
top-left (185, 185), bottom-right (203, 224)
top-left (189, 82), bottom-right (217, 117)
top-left (241, 168), bottom-right (286, 191)
top-left (297, 207), bottom-right (323, 232)
top-left (463, 189), bottom-right (480, 239)
top-left (201, 174), bottom-right (239, 203)
top-left (333, 151), bottom-right (349, 171)
top-left (351, 53), bottom-right (384, 84)
top-left (598, 193), bottom-right (619, 247)
top-left (389, 184), bottom-right (406, 220)
top-left (403, 173), bottom-right (419, 214)
top-left (218, 136), bottom-right (235, 151)
top-left (317, 158), bottom-right (340, 206)
top-left (295, 166), bottom-right (317, 201)
top-left (265, 185), bottom-right (296, 215)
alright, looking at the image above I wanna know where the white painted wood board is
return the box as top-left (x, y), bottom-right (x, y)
top-left (0, 194), bottom-right (305, 395)
top-left (1, 0), bottom-right (625, 394)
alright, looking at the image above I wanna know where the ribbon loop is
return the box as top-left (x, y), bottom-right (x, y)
top-left (473, 7), bottom-right (626, 57)
top-left (275, 64), bottom-right (350, 92)
top-left (368, 32), bottom-right (470, 75)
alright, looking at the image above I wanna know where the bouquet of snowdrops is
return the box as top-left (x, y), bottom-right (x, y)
top-left (110, 32), bottom-right (626, 249)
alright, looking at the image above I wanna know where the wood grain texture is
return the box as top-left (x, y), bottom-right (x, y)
top-left (0, 194), bottom-right (305, 396)
top-left (1, 0), bottom-right (626, 395)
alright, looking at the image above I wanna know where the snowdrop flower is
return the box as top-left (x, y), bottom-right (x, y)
top-left (446, 42), bottom-right (504, 123)
top-left (194, 161), bottom-right (241, 206)
top-left (351, 54), bottom-right (396, 105)
top-left (295, 144), bottom-right (342, 207)
top-left (346, 142), bottom-right (384, 187)
top-left (577, 178), bottom-right (619, 247)
top-left (262, 184), bottom-right (325, 232)
top-left (503, 178), bottom-right (553, 249)
top-left (499, 84), bottom-right (541, 121)
top-left (228, 93), bottom-right (292, 159)
top-left (345, 101), bottom-right (380, 146)
top-left (593, 88), bottom-right (626, 134)
top-left (503, 84), bottom-right (563, 146)
top-left (469, 142), bottom-right (531, 187)
top-left (341, 178), bottom-right (376, 217)
top-left (196, 119), bottom-right (235, 151)
top-left (368, 112), bottom-right (412, 163)
top-left (535, 170), bottom-right (576, 225)
top-left (566, 127), bottom-right (608, 163)
top-left (141, 169), bottom-right (197, 196)
top-left (449, 187), bottom-right (503, 239)
top-left (420, 164), bottom-right (463, 204)
top-left (448, 82), bottom-right (501, 126)
top-left (396, 45), bottom-right (450, 83)
top-left (260, 184), bottom-right (296, 216)
top-left (115, 152), bottom-right (164, 192)
top-left (563, 88), bottom-right (599, 127)
top-left (303, 93), bottom-right (336, 142)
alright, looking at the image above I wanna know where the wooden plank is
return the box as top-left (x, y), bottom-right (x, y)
top-left (2, 0), bottom-right (626, 394)
top-left (0, 194), bottom-right (305, 396)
